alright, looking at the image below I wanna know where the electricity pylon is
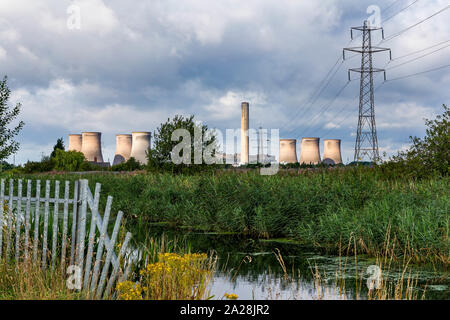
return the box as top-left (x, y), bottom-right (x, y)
top-left (344, 20), bottom-right (391, 163)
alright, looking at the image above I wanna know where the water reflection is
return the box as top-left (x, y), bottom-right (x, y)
top-left (132, 226), bottom-right (448, 300)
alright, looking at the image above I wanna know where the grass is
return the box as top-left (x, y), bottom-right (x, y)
top-left (0, 255), bottom-right (89, 300)
top-left (309, 234), bottom-right (428, 300)
top-left (2, 167), bottom-right (448, 264)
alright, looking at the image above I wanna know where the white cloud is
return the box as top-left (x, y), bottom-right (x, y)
top-left (0, 46), bottom-right (6, 60)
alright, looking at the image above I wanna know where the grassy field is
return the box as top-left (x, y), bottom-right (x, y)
top-left (2, 167), bottom-right (448, 264)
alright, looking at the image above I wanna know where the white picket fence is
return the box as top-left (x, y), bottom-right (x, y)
top-left (0, 178), bottom-right (132, 299)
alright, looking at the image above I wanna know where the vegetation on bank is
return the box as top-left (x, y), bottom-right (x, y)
top-left (6, 168), bottom-right (447, 264)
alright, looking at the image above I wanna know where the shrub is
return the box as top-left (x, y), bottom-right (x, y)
top-left (117, 252), bottom-right (215, 300)
top-left (53, 149), bottom-right (87, 172)
top-left (22, 156), bottom-right (55, 173)
top-left (111, 157), bottom-right (143, 172)
top-left (381, 104), bottom-right (449, 179)
top-left (147, 115), bottom-right (219, 174)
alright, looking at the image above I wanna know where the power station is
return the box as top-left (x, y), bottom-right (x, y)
top-left (323, 139), bottom-right (343, 165)
top-left (67, 100), bottom-right (344, 168)
top-left (279, 139), bottom-right (298, 164)
top-left (81, 132), bottom-right (104, 163)
top-left (68, 134), bottom-right (82, 152)
top-left (238, 101), bottom-right (342, 166)
top-left (130, 132), bottom-right (151, 164)
top-left (113, 134), bottom-right (132, 166)
top-left (68, 131), bottom-right (151, 166)
top-left (299, 138), bottom-right (321, 165)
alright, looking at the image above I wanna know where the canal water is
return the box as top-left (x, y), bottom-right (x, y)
top-left (139, 226), bottom-right (449, 300)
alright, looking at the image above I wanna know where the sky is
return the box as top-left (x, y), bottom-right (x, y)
top-left (0, 0), bottom-right (449, 164)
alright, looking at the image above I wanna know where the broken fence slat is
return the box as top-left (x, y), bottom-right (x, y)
top-left (83, 182), bottom-right (101, 291)
top-left (96, 210), bottom-right (124, 299)
top-left (105, 232), bottom-right (132, 299)
top-left (86, 186), bottom-right (119, 269)
top-left (90, 195), bottom-right (113, 293)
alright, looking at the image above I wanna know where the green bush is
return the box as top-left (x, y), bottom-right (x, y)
top-left (146, 115), bottom-right (218, 174)
top-left (0, 161), bottom-right (14, 172)
top-left (53, 149), bottom-right (87, 172)
top-left (22, 156), bottom-right (55, 173)
top-left (381, 104), bottom-right (449, 179)
top-left (111, 157), bottom-right (143, 171)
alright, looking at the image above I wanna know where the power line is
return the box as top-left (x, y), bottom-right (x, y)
top-left (387, 64), bottom-right (450, 81)
top-left (383, 0), bottom-right (421, 24)
top-left (281, 1), bottom-right (411, 138)
top-left (383, 0), bottom-right (405, 14)
top-left (392, 40), bottom-right (450, 60)
top-left (352, 0), bottom-right (409, 42)
top-left (282, 58), bottom-right (345, 135)
top-left (319, 65), bottom-right (388, 139)
top-left (387, 44), bottom-right (450, 70)
top-left (382, 5), bottom-right (450, 43)
top-left (297, 81), bottom-right (351, 139)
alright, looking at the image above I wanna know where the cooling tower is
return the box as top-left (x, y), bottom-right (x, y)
top-left (241, 102), bottom-right (249, 164)
top-left (279, 139), bottom-right (298, 163)
top-left (80, 132), bottom-right (104, 163)
top-left (113, 134), bottom-right (132, 166)
top-left (68, 134), bottom-right (82, 152)
top-left (130, 132), bottom-right (151, 164)
top-left (299, 137), bottom-right (321, 165)
top-left (323, 139), bottom-right (343, 165)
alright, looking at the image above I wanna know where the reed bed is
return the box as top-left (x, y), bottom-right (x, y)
top-left (8, 168), bottom-right (447, 264)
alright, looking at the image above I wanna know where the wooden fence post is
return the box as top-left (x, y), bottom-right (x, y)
top-left (61, 181), bottom-right (70, 271)
top-left (51, 180), bottom-right (60, 269)
top-left (24, 180), bottom-right (32, 261)
top-left (42, 180), bottom-right (51, 269)
top-left (83, 183), bottom-right (101, 290)
top-left (32, 180), bottom-right (41, 263)
top-left (69, 180), bottom-right (79, 267)
top-left (14, 179), bottom-right (23, 262)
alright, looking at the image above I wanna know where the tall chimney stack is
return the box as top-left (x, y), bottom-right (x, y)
top-left (241, 102), bottom-right (249, 164)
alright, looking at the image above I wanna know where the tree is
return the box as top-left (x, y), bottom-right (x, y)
top-left (53, 149), bottom-right (89, 172)
top-left (147, 115), bottom-right (218, 173)
top-left (50, 137), bottom-right (65, 158)
top-left (0, 76), bottom-right (25, 161)
top-left (111, 157), bottom-right (143, 172)
top-left (382, 104), bottom-right (449, 178)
